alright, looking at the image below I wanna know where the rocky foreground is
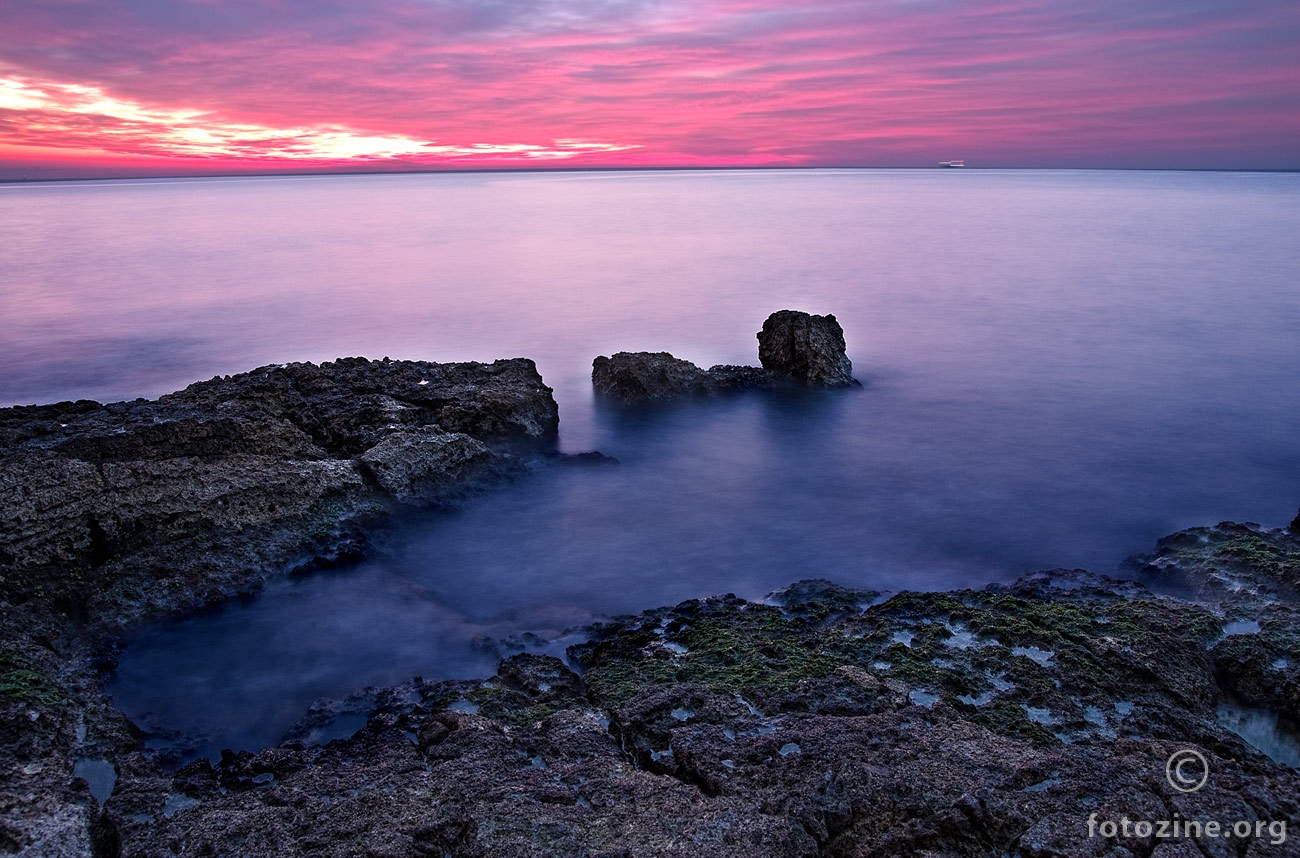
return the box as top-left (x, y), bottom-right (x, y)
top-left (98, 525), bottom-right (1300, 858)
top-left (1, 356), bottom-right (562, 855)
top-left (2, 348), bottom-right (1299, 857)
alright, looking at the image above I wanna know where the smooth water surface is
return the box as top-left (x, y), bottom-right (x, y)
top-left (3, 169), bottom-right (1298, 755)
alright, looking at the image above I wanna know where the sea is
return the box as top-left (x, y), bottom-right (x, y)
top-left (2, 168), bottom-right (1298, 756)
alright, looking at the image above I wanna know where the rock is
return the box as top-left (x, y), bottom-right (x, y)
top-left (702, 363), bottom-right (777, 393)
top-left (495, 654), bottom-right (587, 706)
top-left (591, 351), bottom-right (712, 402)
top-left (0, 356), bottom-right (565, 854)
top-left (1132, 520), bottom-right (1300, 596)
top-left (834, 664), bottom-right (882, 692)
top-left (591, 352), bottom-right (775, 404)
top-left (757, 310), bottom-right (859, 387)
top-left (95, 565), bottom-right (1300, 857)
top-left (556, 450), bottom-right (620, 467)
top-left (0, 357), bottom-right (560, 627)
top-left (591, 310), bottom-right (858, 403)
top-left (8, 357), bottom-right (1300, 857)
top-left (358, 428), bottom-right (494, 506)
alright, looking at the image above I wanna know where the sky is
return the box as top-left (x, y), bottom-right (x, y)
top-left (0, 0), bottom-right (1297, 178)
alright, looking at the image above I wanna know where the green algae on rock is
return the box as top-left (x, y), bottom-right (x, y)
top-left (3, 355), bottom-right (1300, 856)
top-left (93, 565), bottom-right (1300, 858)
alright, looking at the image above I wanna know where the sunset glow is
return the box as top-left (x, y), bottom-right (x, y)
top-left (1, 0), bottom-right (1297, 178)
top-left (0, 75), bottom-right (637, 164)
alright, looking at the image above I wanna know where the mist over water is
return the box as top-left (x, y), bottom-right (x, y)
top-left (4, 169), bottom-right (1298, 755)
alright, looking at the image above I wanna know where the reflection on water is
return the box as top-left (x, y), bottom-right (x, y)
top-left (5, 169), bottom-right (1298, 755)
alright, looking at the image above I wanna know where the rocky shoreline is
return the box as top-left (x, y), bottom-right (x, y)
top-left (1, 355), bottom-right (565, 855)
top-left (105, 532), bottom-right (1300, 858)
top-left (2, 346), bottom-right (1299, 857)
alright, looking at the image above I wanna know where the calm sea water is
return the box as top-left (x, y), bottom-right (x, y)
top-left (3, 169), bottom-right (1298, 755)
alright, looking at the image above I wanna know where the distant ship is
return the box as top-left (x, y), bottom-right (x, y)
top-left (939, 160), bottom-right (965, 168)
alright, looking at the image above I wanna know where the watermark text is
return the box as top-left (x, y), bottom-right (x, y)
top-left (1087, 813), bottom-right (1286, 847)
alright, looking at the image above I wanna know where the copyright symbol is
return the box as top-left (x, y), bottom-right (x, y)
top-left (1166, 749), bottom-right (1209, 793)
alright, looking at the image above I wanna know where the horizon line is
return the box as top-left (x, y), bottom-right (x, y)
top-left (4, 163), bottom-right (1299, 187)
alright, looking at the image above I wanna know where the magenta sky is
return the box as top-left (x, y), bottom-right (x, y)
top-left (1, 0), bottom-right (1297, 178)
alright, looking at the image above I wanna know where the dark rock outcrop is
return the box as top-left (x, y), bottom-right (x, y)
top-left (592, 310), bottom-right (858, 403)
top-left (1127, 520), bottom-right (1300, 725)
top-left (757, 309), bottom-right (858, 388)
top-left (0, 357), bottom-right (558, 629)
top-left (591, 352), bottom-right (772, 404)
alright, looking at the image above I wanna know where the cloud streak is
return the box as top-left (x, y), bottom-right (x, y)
top-left (0, 75), bottom-right (637, 163)
top-left (0, 0), bottom-right (1296, 175)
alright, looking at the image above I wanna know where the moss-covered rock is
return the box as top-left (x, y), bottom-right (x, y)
top-left (4, 357), bottom-right (1300, 858)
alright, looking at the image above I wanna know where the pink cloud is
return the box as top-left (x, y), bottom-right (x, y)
top-left (1, 0), bottom-right (1297, 176)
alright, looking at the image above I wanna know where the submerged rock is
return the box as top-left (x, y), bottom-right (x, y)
top-left (591, 310), bottom-right (858, 403)
top-left (757, 309), bottom-right (858, 388)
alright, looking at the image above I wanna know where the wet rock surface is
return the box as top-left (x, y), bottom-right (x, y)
top-left (1, 356), bottom-right (557, 629)
top-left (0, 356), bottom-right (559, 855)
top-left (591, 352), bottom-right (774, 404)
top-left (757, 310), bottom-right (858, 388)
top-left (1127, 518), bottom-right (1300, 728)
top-left (21, 527), bottom-right (1299, 856)
top-left (3, 357), bottom-right (1299, 855)
top-left (591, 310), bottom-right (858, 403)
top-left (87, 529), bottom-right (1300, 857)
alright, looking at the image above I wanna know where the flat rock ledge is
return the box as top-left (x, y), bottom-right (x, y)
top-left (592, 310), bottom-right (860, 404)
top-left (1, 356), bottom-right (560, 632)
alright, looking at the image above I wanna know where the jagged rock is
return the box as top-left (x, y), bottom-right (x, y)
top-left (0, 357), bottom-right (560, 627)
top-left (757, 309), bottom-right (858, 387)
top-left (495, 654), bottom-right (586, 704)
top-left (358, 428), bottom-right (494, 506)
top-left (1133, 520), bottom-right (1300, 596)
top-left (590, 352), bottom-right (773, 404)
top-left (591, 310), bottom-right (858, 403)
